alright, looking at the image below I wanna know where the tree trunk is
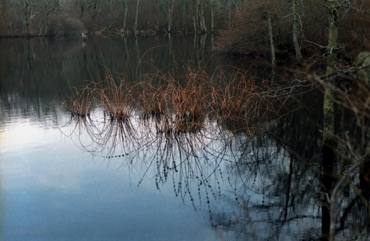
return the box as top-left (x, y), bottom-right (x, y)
top-left (321, 140), bottom-right (335, 241)
top-left (24, 0), bottom-right (32, 36)
top-left (123, 0), bottom-right (128, 31)
top-left (210, 0), bottom-right (214, 33)
top-left (227, 2), bottom-right (232, 29)
top-left (322, 1), bottom-right (340, 240)
top-left (194, 0), bottom-right (199, 33)
top-left (199, 0), bottom-right (207, 33)
top-left (133, 0), bottom-right (141, 36)
top-left (360, 157), bottom-right (370, 200)
top-left (167, 0), bottom-right (174, 33)
top-left (327, 1), bottom-right (339, 57)
top-left (292, 0), bottom-right (302, 60)
top-left (267, 14), bottom-right (276, 67)
top-left (181, 0), bottom-right (187, 32)
top-left (323, 0), bottom-right (339, 142)
top-left (194, 0), bottom-right (207, 33)
top-left (80, 5), bottom-right (85, 19)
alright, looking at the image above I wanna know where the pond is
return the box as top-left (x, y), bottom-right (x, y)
top-left (0, 36), bottom-right (369, 241)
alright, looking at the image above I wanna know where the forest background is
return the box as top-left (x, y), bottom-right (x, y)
top-left (0, 0), bottom-right (369, 60)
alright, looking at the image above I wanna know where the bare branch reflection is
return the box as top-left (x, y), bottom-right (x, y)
top-left (58, 66), bottom-right (370, 240)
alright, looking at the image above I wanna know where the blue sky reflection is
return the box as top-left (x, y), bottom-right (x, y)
top-left (0, 120), bottom-right (217, 241)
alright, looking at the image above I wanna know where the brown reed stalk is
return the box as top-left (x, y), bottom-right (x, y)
top-left (211, 71), bottom-right (256, 120)
top-left (163, 69), bottom-right (210, 133)
top-left (135, 79), bottom-right (168, 118)
top-left (62, 82), bottom-right (96, 118)
top-left (96, 73), bottom-right (134, 121)
top-left (208, 69), bottom-right (282, 136)
top-left (132, 68), bottom-right (212, 133)
top-left (167, 69), bottom-right (210, 118)
top-left (62, 65), bottom-right (288, 136)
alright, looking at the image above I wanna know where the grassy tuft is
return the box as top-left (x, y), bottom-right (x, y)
top-left (63, 66), bottom-right (285, 134)
top-left (96, 73), bottom-right (134, 122)
top-left (62, 82), bottom-right (96, 118)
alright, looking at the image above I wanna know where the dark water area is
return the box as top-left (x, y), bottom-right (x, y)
top-left (0, 36), bottom-right (369, 241)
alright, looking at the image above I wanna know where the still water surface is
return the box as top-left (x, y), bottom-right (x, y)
top-left (0, 36), bottom-right (224, 241)
top-left (1, 118), bottom-right (217, 241)
top-left (0, 36), bottom-right (334, 241)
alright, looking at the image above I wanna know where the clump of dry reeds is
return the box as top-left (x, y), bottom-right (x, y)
top-left (95, 74), bottom-right (134, 122)
top-left (211, 72), bottom-right (254, 120)
top-left (208, 69), bottom-right (285, 136)
top-left (168, 69), bottom-right (209, 119)
top-left (135, 79), bottom-right (167, 118)
top-left (63, 66), bottom-right (287, 135)
top-left (132, 68), bottom-right (211, 133)
top-left (62, 82), bottom-right (96, 118)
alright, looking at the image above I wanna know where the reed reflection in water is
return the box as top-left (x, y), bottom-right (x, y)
top-left (59, 68), bottom-right (327, 240)
top-left (3, 35), bottom-right (366, 240)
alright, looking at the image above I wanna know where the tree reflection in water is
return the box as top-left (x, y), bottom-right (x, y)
top-left (59, 71), bottom-right (370, 241)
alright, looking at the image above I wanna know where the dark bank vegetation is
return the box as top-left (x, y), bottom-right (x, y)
top-left (215, 0), bottom-right (370, 60)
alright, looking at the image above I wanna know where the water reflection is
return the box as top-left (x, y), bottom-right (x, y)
top-left (0, 35), bottom-right (217, 125)
top-left (60, 72), bottom-right (370, 240)
top-left (1, 110), bottom-right (221, 241)
top-left (0, 36), bottom-right (224, 241)
top-left (57, 75), bottom-right (318, 240)
top-left (1, 36), bottom-right (369, 240)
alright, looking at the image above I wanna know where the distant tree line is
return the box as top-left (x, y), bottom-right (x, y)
top-left (0, 0), bottom-right (245, 37)
top-left (1, 0), bottom-right (369, 61)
